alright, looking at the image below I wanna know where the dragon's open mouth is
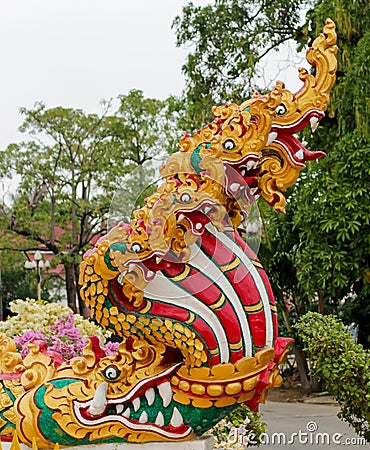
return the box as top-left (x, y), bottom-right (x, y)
top-left (74, 363), bottom-right (192, 439)
top-left (269, 109), bottom-right (326, 166)
top-left (224, 155), bottom-right (261, 203)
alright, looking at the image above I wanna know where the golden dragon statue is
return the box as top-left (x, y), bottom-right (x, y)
top-left (0, 20), bottom-right (337, 447)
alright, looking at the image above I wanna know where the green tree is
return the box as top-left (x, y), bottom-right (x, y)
top-left (106, 90), bottom-right (181, 225)
top-left (0, 102), bottom-right (115, 313)
top-left (0, 92), bottom-right (179, 314)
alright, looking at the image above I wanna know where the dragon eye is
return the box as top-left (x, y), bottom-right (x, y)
top-left (276, 104), bottom-right (287, 116)
top-left (131, 243), bottom-right (142, 253)
top-left (103, 365), bottom-right (121, 381)
top-left (223, 139), bottom-right (236, 150)
top-left (180, 193), bottom-right (191, 203)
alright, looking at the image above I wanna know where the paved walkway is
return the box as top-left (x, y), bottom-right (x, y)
top-left (258, 401), bottom-right (369, 449)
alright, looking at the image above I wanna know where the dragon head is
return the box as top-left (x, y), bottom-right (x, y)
top-left (256, 18), bottom-right (338, 212)
top-left (14, 338), bottom-right (194, 446)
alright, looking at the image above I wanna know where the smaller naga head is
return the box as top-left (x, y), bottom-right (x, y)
top-left (256, 18), bottom-right (338, 212)
top-left (15, 338), bottom-right (194, 447)
top-left (6, 334), bottom-right (291, 448)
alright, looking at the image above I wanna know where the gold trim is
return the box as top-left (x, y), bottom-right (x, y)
top-left (170, 265), bottom-right (191, 282)
top-left (220, 257), bottom-right (240, 273)
top-left (229, 339), bottom-right (243, 350)
top-left (185, 312), bottom-right (195, 324)
top-left (139, 301), bottom-right (152, 314)
top-left (252, 260), bottom-right (263, 268)
top-left (210, 293), bottom-right (226, 310)
top-left (244, 300), bottom-right (263, 313)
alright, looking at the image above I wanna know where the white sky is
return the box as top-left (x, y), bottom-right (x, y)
top-left (0, 0), bottom-right (306, 152)
top-left (0, 0), bottom-right (211, 149)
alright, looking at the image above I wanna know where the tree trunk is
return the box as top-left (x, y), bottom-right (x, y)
top-left (293, 344), bottom-right (322, 395)
top-left (293, 344), bottom-right (313, 395)
top-left (65, 265), bottom-right (77, 313)
top-left (317, 291), bottom-right (324, 314)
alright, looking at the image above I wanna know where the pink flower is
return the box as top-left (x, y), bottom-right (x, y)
top-left (14, 312), bottom-right (119, 364)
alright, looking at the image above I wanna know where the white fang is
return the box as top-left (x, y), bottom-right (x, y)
top-left (132, 397), bottom-right (140, 412)
top-left (155, 411), bottom-right (165, 427)
top-left (170, 407), bottom-right (183, 427)
top-left (296, 149), bottom-right (304, 160)
top-left (158, 382), bottom-right (172, 407)
top-left (267, 131), bottom-right (278, 146)
top-left (88, 382), bottom-right (108, 416)
top-left (145, 387), bottom-right (155, 406)
top-left (310, 116), bottom-right (319, 132)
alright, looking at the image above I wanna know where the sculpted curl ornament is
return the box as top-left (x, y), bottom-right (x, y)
top-left (0, 20), bottom-right (337, 448)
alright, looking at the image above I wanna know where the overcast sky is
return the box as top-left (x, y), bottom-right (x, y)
top-left (0, 0), bottom-right (213, 149)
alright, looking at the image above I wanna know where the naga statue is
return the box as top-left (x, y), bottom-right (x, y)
top-left (0, 20), bottom-right (337, 448)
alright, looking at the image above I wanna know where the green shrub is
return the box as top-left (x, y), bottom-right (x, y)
top-left (295, 312), bottom-right (370, 441)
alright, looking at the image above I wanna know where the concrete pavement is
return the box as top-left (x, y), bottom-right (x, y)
top-left (258, 401), bottom-right (369, 449)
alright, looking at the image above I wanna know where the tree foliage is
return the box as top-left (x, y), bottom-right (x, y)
top-left (173, 0), bottom-right (307, 130)
top-left (0, 102), bottom-right (116, 312)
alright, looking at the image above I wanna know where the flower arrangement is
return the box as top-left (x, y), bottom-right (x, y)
top-left (211, 404), bottom-right (266, 448)
top-left (0, 298), bottom-right (118, 363)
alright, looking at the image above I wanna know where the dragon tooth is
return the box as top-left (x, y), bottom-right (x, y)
top-left (250, 187), bottom-right (258, 195)
top-left (155, 411), bottom-right (165, 427)
top-left (195, 223), bottom-right (202, 230)
top-left (246, 160), bottom-right (257, 171)
top-left (309, 116), bottom-right (319, 132)
top-left (241, 169), bottom-right (246, 177)
top-left (145, 387), bottom-right (155, 406)
top-left (296, 149), bottom-right (304, 160)
top-left (204, 206), bottom-right (212, 214)
top-left (128, 263), bottom-right (135, 272)
top-left (230, 183), bottom-right (240, 192)
top-left (117, 272), bottom-right (125, 284)
top-left (177, 214), bottom-right (185, 222)
top-left (116, 404), bottom-right (124, 414)
top-left (88, 382), bottom-right (108, 416)
top-left (156, 256), bottom-right (162, 264)
top-left (158, 381), bottom-right (172, 408)
top-left (267, 131), bottom-right (278, 146)
top-left (132, 397), bottom-right (141, 412)
top-left (123, 407), bottom-right (130, 418)
top-left (170, 407), bottom-right (183, 428)
top-left (139, 410), bottom-right (148, 423)
top-left (147, 270), bottom-right (154, 277)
